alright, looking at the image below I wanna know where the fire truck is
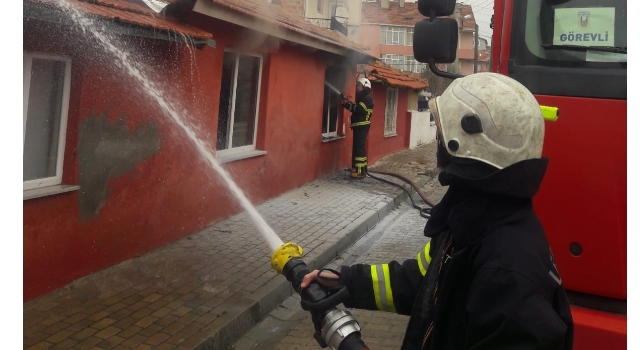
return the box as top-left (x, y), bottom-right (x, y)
top-left (414, 0), bottom-right (627, 348)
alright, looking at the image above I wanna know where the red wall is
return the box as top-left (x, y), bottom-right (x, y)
top-left (23, 19), bottom-right (354, 300)
top-left (366, 85), bottom-right (410, 165)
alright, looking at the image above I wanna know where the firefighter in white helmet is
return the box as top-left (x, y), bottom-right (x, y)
top-left (303, 73), bottom-right (574, 350)
top-left (342, 77), bottom-right (374, 179)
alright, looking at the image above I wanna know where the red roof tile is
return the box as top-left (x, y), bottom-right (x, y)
top-left (361, 2), bottom-right (474, 29)
top-left (209, 0), bottom-right (371, 54)
top-left (27, 0), bottom-right (213, 39)
top-left (361, 60), bottom-right (429, 90)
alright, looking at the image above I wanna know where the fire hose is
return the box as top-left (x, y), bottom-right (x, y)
top-left (365, 170), bottom-right (435, 219)
top-left (269, 172), bottom-right (437, 349)
top-left (271, 243), bottom-right (370, 350)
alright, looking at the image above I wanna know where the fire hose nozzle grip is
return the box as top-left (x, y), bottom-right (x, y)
top-left (301, 285), bottom-right (350, 312)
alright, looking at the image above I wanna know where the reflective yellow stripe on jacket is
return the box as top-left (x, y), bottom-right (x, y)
top-left (371, 264), bottom-right (397, 313)
top-left (417, 241), bottom-right (432, 276)
top-left (350, 102), bottom-right (373, 127)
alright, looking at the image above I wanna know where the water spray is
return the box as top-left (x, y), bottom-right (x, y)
top-left (52, 0), bottom-right (285, 252)
top-left (325, 81), bottom-right (353, 105)
top-left (271, 243), bottom-right (369, 350)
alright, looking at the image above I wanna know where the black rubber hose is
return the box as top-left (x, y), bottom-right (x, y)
top-left (345, 168), bottom-right (435, 218)
top-left (367, 169), bottom-right (436, 207)
top-left (365, 171), bottom-right (431, 219)
top-left (339, 332), bottom-right (370, 350)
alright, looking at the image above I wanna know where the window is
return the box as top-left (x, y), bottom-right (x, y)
top-left (405, 55), bottom-right (424, 73)
top-left (384, 87), bottom-right (398, 136)
top-left (217, 51), bottom-right (262, 153)
top-left (23, 53), bottom-right (71, 191)
top-left (509, 0), bottom-right (626, 99)
top-left (380, 26), bottom-right (414, 46)
top-left (406, 27), bottom-right (414, 46)
top-left (317, 0), bottom-right (323, 14)
top-left (322, 67), bottom-right (345, 138)
top-left (381, 54), bottom-right (425, 73)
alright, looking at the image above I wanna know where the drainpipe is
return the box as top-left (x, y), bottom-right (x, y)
top-left (139, 0), bottom-right (168, 13)
top-left (139, 0), bottom-right (198, 19)
top-left (473, 23), bottom-right (479, 73)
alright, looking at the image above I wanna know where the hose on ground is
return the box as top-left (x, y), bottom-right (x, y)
top-left (345, 168), bottom-right (435, 219)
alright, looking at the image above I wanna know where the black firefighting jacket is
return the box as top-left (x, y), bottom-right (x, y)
top-left (343, 89), bottom-right (374, 128)
top-left (338, 158), bottom-right (574, 350)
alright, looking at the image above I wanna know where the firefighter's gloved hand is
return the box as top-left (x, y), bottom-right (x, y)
top-left (300, 269), bottom-right (342, 290)
top-left (299, 268), bottom-right (348, 313)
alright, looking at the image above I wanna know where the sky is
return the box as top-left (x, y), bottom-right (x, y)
top-left (459, 0), bottom-right (495, 41)
top-left (403, 0), bottom-right (495, 42)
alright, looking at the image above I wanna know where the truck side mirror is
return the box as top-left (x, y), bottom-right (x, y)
top-left (413, 18), bottom-right (458, 64)
top-left (414, 0), bottom-right (464, 80)
top-left (418, 0), bottom-right (456, 17)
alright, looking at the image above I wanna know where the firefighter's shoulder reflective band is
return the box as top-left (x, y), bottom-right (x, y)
top-left (540, 105), bottom-right (559, 122)
top-left (417, 241), bottom-right (432, 276)
top-left (371, 264), bottom-right (397, 313)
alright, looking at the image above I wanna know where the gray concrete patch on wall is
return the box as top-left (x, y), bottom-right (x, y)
top-left (78, 109), bottom-right (162, 222)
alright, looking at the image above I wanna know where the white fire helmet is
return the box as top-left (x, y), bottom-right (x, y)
top-left (357, 77), bottom-right (371, 89)
top-left (428, 72), bottom-right (544, 169)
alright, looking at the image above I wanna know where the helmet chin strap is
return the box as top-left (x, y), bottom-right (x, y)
top-left (436, 139), bottom-right (452, 169)
top-left (438, 170), bottom-right (453, 186)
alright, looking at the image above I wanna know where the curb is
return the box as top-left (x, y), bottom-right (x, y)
top-left (193, 186), bottom-right (409, 350)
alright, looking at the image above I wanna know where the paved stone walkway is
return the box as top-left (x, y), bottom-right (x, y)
top-left (233, 203), bottom-right (440, 350)
top-left (23, 142), bottom-right (442, 350)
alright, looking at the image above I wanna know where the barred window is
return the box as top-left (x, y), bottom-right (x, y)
top-left (380, 26), bottom-right (413, 46)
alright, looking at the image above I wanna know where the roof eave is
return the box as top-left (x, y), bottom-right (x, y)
top-left (24, 1), bottom-right (214, 45)
top-left (193, 0), bottom-right (370, 61)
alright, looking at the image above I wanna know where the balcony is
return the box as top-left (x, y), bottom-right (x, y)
top-left (306, 16), bottom-right (348, 36)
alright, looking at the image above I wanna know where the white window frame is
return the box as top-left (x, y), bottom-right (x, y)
top-left (217, 50), bottom-right (263, 156)
top-left (381, 26), bottom-right (412, 46)
top-left (390, 27), bottom-right (405, 45)
top-left (381, 54), bottom-right (401, 68)
top-left (381, 54), bottom-right (425, 73)
top-left (384, 87), bottom-right (399, 137)
top-left (23, 53), bottom-right (72, 191)
top-left (322, 95), bottom-right (339, 138)
top-left (406, 27), bottom-right (414, 46)
top-left (322, 68), bottom-right (344, 138)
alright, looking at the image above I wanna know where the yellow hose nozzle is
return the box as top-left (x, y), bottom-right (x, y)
top-left (271, 242), bottom-right (304, 274)
top-left (540, 105), bottom-right (559, 122)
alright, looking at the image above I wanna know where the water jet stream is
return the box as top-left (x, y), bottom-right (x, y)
top-left (54, 0), bottom-right (284, 251)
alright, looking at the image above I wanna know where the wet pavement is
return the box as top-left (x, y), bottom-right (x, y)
top-left (232, 202), bottom-right (440, 350)
top-left (23, 142), bottom-right (445, 350)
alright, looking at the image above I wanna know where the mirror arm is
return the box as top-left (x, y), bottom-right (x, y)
top-left (428, 57), bottom-right (465, 80)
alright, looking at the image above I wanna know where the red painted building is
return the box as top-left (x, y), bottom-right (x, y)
top-left (22, 0), bottom-right (360, 301)
top-left (22, 0), bottom-right (425, 301)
